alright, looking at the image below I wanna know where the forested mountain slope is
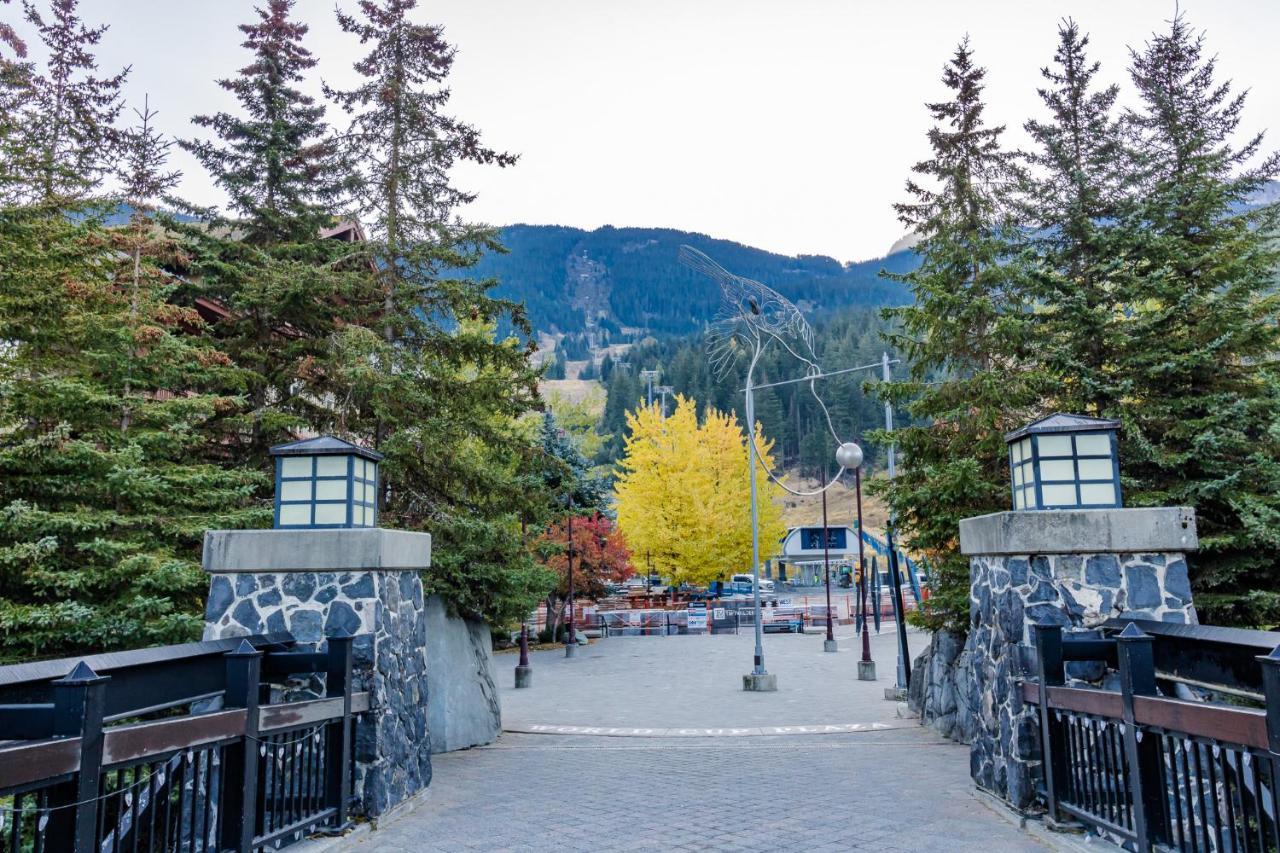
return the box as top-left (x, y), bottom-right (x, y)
top-left (467, 224), bottom-right (917, 337)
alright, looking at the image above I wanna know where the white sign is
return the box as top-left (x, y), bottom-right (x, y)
top-left (713, 608), bottom-right (726, 620)
top-left (687, 603), bottom-right (708, 633)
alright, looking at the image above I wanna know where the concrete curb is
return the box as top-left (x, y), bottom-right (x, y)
top-left (503, 721), bottom-right (911, 737)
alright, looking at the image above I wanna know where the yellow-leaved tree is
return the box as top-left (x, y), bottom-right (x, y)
top-left (614, 395), bottom-right (785, 585)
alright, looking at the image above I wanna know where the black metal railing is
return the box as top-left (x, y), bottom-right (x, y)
top-left (0, 631), bottom-right (367, 853)
top-left (1028, 621), bottom-right (1280, 852)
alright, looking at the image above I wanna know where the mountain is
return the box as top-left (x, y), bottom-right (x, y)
top-left (466, 225), bottom-right (916, 339)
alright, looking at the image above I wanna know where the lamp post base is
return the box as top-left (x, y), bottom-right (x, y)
top-left (823, 639), bottom-right (838, 653)
top-left (857, 660), bottom-right (877, 681)
top-left (564, 643), bottom-right (576, 659)
top-left (742, 672), bottom-right (777, 692)
top-left (514, 665), bottom-right (533, 688)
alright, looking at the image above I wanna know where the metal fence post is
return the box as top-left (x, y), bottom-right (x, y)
top-left (1260, 644), bottom-right (1280, 755)
top-left (1116, 623), bottom-right (1166, 851)
top-left (1033, 624), bottom-right (1068, 823)
top-left (47, 662), bottom-right (109, 853)
top-left (220, 639), bottom-right (262, 853)
top-left (324, 631), bottom-right (354, 832)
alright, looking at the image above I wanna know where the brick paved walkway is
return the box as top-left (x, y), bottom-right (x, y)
top-left (318, 629), bottom-right (1090, 851)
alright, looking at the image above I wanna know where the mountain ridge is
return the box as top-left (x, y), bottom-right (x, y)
top-left (468, 224), bottom-right (916, 339)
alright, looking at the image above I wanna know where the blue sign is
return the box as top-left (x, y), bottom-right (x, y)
top-left (800, 527), bottom-right (847, 550)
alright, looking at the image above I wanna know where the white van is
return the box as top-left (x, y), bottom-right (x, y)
top-left (731, 573), bottom-right (775, 593)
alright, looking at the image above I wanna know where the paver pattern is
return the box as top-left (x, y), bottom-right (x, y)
top-left (334, 628), bottom-right (1078, 851)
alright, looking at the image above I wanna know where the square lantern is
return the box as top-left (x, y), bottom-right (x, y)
top-left (1004, 414), bottom-right (1121, 511)
top-left (269, 436), bottom-right (382, 529)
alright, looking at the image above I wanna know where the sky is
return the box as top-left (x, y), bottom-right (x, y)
top-left (10, 0), bottom-right (1280, 262)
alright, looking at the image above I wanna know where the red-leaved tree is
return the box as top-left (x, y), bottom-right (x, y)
top-left (535, 513), bottom-right (632, 638)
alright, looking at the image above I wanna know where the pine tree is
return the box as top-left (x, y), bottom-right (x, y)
top-left (1118, 15), bottom-right (1280, 626)
top-left (1021, 19), bottom-right (1131, 416)
top-left (183, 0), bottom-right (343, 245)
top-left (876, 38), bottom-right (1037, 632)
top-left (0, 100), bottom-right (263, 661)
top-left (5, 0), bottom-right (126, 205)
top-left (321, 0), bottom-right (552, 627)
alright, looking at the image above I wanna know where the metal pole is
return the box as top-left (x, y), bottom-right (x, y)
top-left (856, 466), bottom-right (874, 677)
top-left (883, 351), bottom-right (910, 692)
top-left (822, 488), bottom-right (835, 651)
top-left (745, 368), bottom-right (766, 680)
top-left (565, 499), bottom-right (576, 658)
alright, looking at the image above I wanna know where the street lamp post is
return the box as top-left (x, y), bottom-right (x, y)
top-left (821, 486), bottom-right (836, 653)
top-left (882, 352), bottom-right (911, 695)
top-left (565, 496), bottom-right (576, 659)
top-left (680, 245), bottom-right (900, 694)
top-left (854, 465), bottom-right (876, 681)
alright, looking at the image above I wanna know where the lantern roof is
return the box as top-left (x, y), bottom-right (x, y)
top-left (269, 435), bottom-right (383, 462)
top-left (1004, 413), bottom-right (1119, 443)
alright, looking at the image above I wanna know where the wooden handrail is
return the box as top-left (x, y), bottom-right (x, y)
top-left (1023, 679), bottom-right (1268, 749)
top-left (0, 691), bottom-right (371, 790)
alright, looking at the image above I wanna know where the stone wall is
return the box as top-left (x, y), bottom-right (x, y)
top-left (204, 567), bottom-right (432, 815)
top-left (202, 528), bottom-right (501, 818)
top-left (909, 507), bottom-right (1199, 811)
top-left (423, 595), bottom-right (501, 754)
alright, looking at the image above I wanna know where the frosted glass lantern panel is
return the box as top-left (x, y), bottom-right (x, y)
top-left (281, 457), bottom-right (311, 478)
top-left (279, 504), bottom-right (311, 526)
top-left (1038, 435), bottom-right (1072, 456)
top-left (1080, 482), bottom-right (1117, 505)
top-left (1077, 458), bottom-right (1114, 480)
top-left (280, 480), bottom-right (311, 501)
top-left (316, 456), bottom-right (348, 477)
top-left (1042, 484), bottom-right (1078, 506)
top-left (315, 479), bottom-right (348, 500)
top-left (314, 503), bottom-right (347, 525)
top-left (1040, 459), bottom-right (1076, 481)
top-left (1076, 433), bottom-right (1111, 455)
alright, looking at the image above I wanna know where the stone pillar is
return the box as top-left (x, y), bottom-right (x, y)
top-left (953, 507), bottom-right (1198, 809)
top-left (201, 528), bottom-right (435, 817)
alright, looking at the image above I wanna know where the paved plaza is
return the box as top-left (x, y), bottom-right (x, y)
top-left (328, 628), bottom-right (1091, 852)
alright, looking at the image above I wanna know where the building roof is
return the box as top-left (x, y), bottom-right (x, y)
top-left (269, 435), bottom-right (383, 462)
top-left (1004, 413), bottom-right (1120, 442)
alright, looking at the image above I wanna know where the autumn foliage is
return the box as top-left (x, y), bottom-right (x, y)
top-left (613, 396), bottom-right (785, 587)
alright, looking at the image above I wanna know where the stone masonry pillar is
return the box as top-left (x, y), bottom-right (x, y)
top-left (956, 506), bottom-right (1198, 809)
top-left (201, 527), bottom-right (433, 817)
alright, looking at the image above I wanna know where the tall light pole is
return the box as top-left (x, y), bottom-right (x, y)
top-left (744, 363), bottom-right (767, 687)
top-left (821, 487), bottom-right (836, 653)
top-left (882, 351), bottom-right (911, 693)
top-left (680, 245), bottom-right (900, 694)
top-left (855, 463), bottom-right (875, 681)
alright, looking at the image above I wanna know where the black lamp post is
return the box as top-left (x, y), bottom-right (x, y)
top-left (565, 496), bottom-right (576, 659)
top-left (822, 487), bottom-right (836, 653)
top-left (854, 461), bottom-right (876, 680)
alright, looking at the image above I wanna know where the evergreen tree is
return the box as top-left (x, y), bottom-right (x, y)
top-left (5, 0), bottom-right (126, 205)
top-left (875, 39), bottom-right (1036, 632)
top-left (1118, 15), bottom-right (1280, 626)
top-left (0, 100), bottom-right (262, 661)
top-left (325, 0), bottom-right (549, 625)
top-left (1021, 19), bottom-right (1130, 416)
top-left (183, 0), bottom-right (343, 245)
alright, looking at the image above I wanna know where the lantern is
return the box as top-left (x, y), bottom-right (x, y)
top-left (269, 436), bottom-right (382, 529)
top-left (1004, 414), bottom-right (1121, 511)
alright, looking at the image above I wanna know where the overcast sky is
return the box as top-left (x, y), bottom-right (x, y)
top-left (11, 1), bottom-right (1280, 261)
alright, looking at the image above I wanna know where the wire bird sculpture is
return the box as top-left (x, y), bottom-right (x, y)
top-left (678, 245), bottom-right (850, 497)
